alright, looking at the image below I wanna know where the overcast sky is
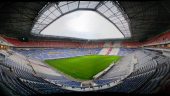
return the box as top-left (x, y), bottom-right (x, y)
top-left (41, 10), bottom-right (124, 40)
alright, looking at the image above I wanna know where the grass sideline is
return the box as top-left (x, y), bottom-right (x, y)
top-left (44, 55), bottom-right (121, 80)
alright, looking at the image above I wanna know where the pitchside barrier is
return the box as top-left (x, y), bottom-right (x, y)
top-left (93, 62), bottom-right (115, 79)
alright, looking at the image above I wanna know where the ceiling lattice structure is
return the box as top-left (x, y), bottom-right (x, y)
top-left (0, 1), bottom-right (169, 41)
top-left (31, 1), bottom-right (131, 38)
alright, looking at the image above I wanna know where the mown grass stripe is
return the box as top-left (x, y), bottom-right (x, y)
top-left (45, 55), bottom-right (121, 80)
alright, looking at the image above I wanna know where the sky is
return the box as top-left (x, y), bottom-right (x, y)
top-left (41, 10), bottom-right (124, 40)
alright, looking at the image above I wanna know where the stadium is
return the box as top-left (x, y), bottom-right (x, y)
top-left (0, 1), bottom-right (170, 95)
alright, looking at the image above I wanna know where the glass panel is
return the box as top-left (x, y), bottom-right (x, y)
top-left (79, 1), bottom-right (89, 8)
top-left (119, 16), bottom-right (125, 21)
top-left (60, 5), bottom-right (69, 13)
top-left (49, 6), bottom-right (56, 12)
top-left (116, 22), bottom-right (123, 25)
top-left (67, 1), bottom-right (74, 4)
top-left (68, 2), bottom-right (78, 11)
top-left (105, 1), bottom-right (113, 8)
top-left (104, 10), bottom-right (113, 17)
top-left (48, 14), bottom-right (56, 19)
top-left (121, 20), bottom-right (128, 24)
top-left (88, 2), bottom-right (99, 8)
top-left (41, 17), bottom-right (53, 21)
top-left (52, 10), bottom-right (61, 17)
top-left (37, 18), bottom-right (44, 22)
top-left (97, 5), bottom-right (108, 13)
top-left (41, 25), bottom-right (48, 29)
top-left (58, 1), bottom-right (67, 7)
top-left (41, 20), bottom-right (50, 24)
top-left (115, 12), bottom-right (123, 16)
top-left (39, 14), bottom-right (47, 19)
top-left (113, 19), bottom-right (120, 23)
top-left (109, 16), bottom-right (118, 21)
top-left (110, 6), bottom-right (119, 13)
top-left (44, 10), bottom-right (51, 16)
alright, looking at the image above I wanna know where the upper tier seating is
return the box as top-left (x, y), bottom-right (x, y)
top-left (3, 37), bottom-right (105, 48)
top-left (13, 48), bottom-right (101, 60)
top-left (143, 31), bottom-right (170, 46)
top-left (117, 48), bottom-right (137, 56)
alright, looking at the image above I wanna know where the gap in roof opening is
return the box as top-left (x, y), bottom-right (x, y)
top-left (41, 10), bottom-right (124, 40)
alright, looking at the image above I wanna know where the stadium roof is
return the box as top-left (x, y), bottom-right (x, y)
top-left (0, 1), bottom-right (170, 41)
top-left (31, 1), bottom-right (131, 40)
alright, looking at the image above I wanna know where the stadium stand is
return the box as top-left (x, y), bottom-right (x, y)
top-left (108, 48), bottom-right (120, 55)
top-left (13, 48), bottom-right (101, 60)
top-left (117, 48), bottom-right (137, 56)
top-left (143, 31), bottom-right (170, 46)
top-left (0, 30), bottom-right (170, 95)
top-left (0, 48), bottom-right (169, 95)
top-left (99, 50), bottom-right (170, 93)
top-left (3, 36), bottom-right (106, 48)
top-left (121, 42), bottom-right (142, 48)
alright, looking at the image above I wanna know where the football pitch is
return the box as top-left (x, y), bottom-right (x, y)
top-left (44, 55), bottom-right (121, 80)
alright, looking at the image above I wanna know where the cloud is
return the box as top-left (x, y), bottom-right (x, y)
top-left (41, 10), bottom-right (124, 40)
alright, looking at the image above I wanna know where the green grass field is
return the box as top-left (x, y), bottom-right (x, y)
top-left (44, 55), bottom-right (121, 80)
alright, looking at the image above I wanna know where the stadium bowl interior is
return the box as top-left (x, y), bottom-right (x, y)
top-left (0, 1), bottom-right (170, 95)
